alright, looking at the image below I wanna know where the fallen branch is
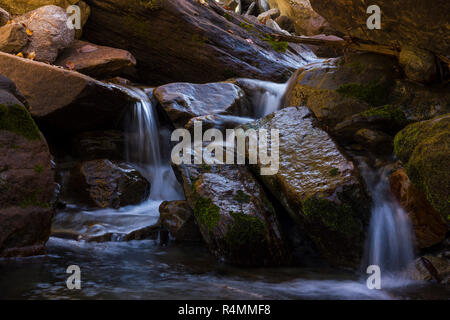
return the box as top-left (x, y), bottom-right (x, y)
top-left (270, 33), bottom-right (399, 57)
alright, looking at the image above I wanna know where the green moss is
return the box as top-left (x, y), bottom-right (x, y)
top-left (239, 22), bottom-right (255, 31)
top-left (34, 164), bottom-right (44, 173)
top-left (361, 104), bottom-right (407, 124)
top-left (19, 188), bottom-right (50, 209)
top-left (261, 34), bottom-right (288, 53)
top-left (233, 190), bottom-right (251, 204)
top-left (394, 115), bottom-right (450, 220)
top-left (302, 196), bottom-right (360, 237)
top-left (0, 104), bottom-right (41, 141)
top-left (223, 12), bottom-right (233, 22)
top-left (194, 197), bottom-right (221, 232)
top-left (336, 80), bottom-right (388, 106)
top-left (137, 0), bottom-right (162, 10)
top-left (224, 211), bottom-right (266, 247)
top-left (329, 168), bottom-right (339, 177)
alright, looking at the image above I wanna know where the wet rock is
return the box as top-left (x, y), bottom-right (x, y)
top-left (309, 0), bottom-right (449, 57)
top-left (284, 53), bottom-right (399, 130)
top-left (275, 15), bottom-right (294, 33)
top-left (72, 130), bottom-right (125, 161)
top-left (0, 23), bottom-right (28, 54)
top-left (123, 224), bottom-right (160, 241)
top-left (12, 5), bottom-right (75, 64)
top-left (154, 82), bottom-right (252, 128)
top-left (0, 84), bottom-right (55, 256)
top-left (406, 255), bottom-right (450, 284)
top-left (55, 40), bottom-right (137, 79)
top-left (394, 114), bottom-right (450, 223)
top-left (0, 7), bottom-right (9, 26)
top-left (0, 0), bottom-right (91, 38)
top-left (0, 51), bottom-right (137, 133)
top-left (245, 1), bottom-right (257, 15)
top-left (390, 169), bottom-right (447, 248)
top-left (257, 8), bottom-right (280, 24)
top-left (185, 114), bottom-right (253, 134)
top-left (176, 164), bottom-right (291, 266)
top-left (159, 200), bottom-right (202, 242)
top-left (399, 46), bottom-right (437, 83)
top-left (265, 19), bottom-right (289, 35)
top-left (67, 160), bottom-right (150, 209)
top-left (388, 80), bottom-right (450, 122)
top-left (354, 128), bottom-right (393, 154)
top-left (82, 0), bottom-right (313, 84)
top-left (241, 107), bottom-right (371, 267)
top-left (268, 0), bottom-right (332, 35)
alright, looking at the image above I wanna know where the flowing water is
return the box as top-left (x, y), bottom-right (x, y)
top-left (0, 82), bottom-right (448, 300)
top-left (359, 162), bottom-right (416, 275)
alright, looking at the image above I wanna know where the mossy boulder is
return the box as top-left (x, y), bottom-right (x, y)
top-left (394, 114), bottom-right (450, 223)
top-left (241, 107), bottom-right (372, 268)
top-left (159, 200), bottom-right (202, 242)
top-left (283, 53), bottom-right (398, 130)
top-left (175, 164), bottom-right (291, 266)
top-left (0, 88), bottom-right (55, 256)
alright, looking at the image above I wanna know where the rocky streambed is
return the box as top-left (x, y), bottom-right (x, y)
top-left (0, 0), bottom-right (449, 299)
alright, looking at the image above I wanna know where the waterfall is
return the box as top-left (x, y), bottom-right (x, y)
top-left (359, 162), bottom-right (416, 274)
top-left (122, 86), bottom-right (184, 201)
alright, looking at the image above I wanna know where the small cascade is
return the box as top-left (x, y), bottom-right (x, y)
top-left (122, 86), bottom-right (183, 201)
top-left (359, 162), bottom-right (416, 274)
top-left (239, 69), bottom-right (301, 118)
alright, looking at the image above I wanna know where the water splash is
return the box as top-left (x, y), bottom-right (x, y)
top-left (359, 162), bottom-right (415, 274)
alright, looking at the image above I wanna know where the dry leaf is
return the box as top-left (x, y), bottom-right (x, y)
top-left (16, 52), bottom-right (24, 58)
top-left (27, 51), bottom-right (36, 60)
top-left (245, 38), bottom-right (254, 44)
top-left (26, 29), bottom-right (33, 36)
top-left (227, 29), bottom-right (234, 34)
top-left (66, 61), bottom-right (75, 70)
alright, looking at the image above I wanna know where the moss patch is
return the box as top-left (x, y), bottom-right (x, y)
top-left (224, 211), bottom-right (266, 247)
top-left (34, 165), bottom-right (44, 173)
top-left (194, 197), bottom-right (221, 233)
top-left (361, 104), bottom-right (407, 124)
top-left (329, 168), bottom-right (339, 177)
top-left (394, 115), bottom-right (450, 220)
top-left (233, 190), bottom-right (251, 204)
top-left (336, 80), bottom-right (388, 106)
top-left (261, 34), bottom-right (288, 53)
top-left (19, 188), bottom-right (50, 209)
top-left (302, 196), bottom-right (360, 238)
top-left (0, 104), bottom-right (41, 140)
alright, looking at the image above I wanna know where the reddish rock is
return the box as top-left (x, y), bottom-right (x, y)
top-left (390, 168), bottom-right (447, 248)
top-left (0, 100), bottom-right (55, 257)
top-left (159, 200), bottom-right (202, 242)
top-left (55, 40), bottom-right (137, 79)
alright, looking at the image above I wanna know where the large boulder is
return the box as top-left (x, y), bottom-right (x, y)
top-left (0, 51), bottom-right (137, 133)
top-left (12, 5), bottom-right (74, 63)
top-left (394, 114), bottom-right (450, 223)
top-left (0, 0), bottom-right (91, 38)
top-left (177, 164), bottom-right (291, 266)
top-left (0, 79), bottom-right (55, 257)
top-left (284, 53), bottom-right (399, 130)
top-left (65, 159), bottom-right (150, 209)
top-left (159, 200), bottom-right (202, 242)
top-left (268, 0), bottom-right (332, 35)
top-left (55, 40), bottom-right (137, 79)
top-left (390, 168), bottom-right (447, 248)
top-left (72, 130), bottom-right (125, 161)
top-left (82, 0), bottom-right (314, 84)
top-left (154, 82), bottom-right (252, 128)
top-left (309, 0), bottom-right (449, 57)
top-left (241, 107), bottom-right (371, 267)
